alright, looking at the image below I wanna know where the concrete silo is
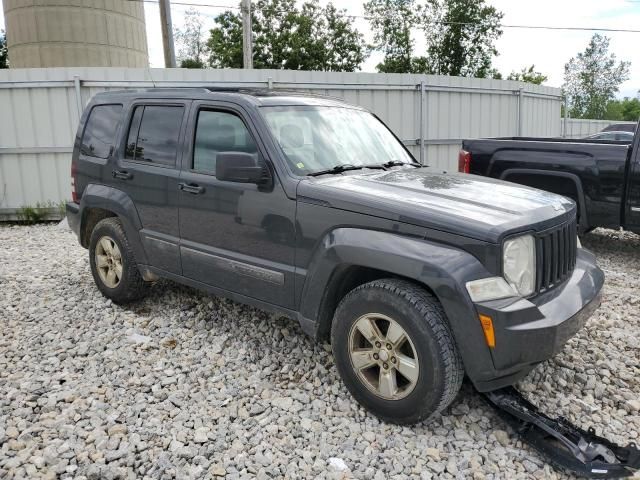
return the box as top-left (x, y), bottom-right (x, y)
top-left (2, 0), bottom-right (149, 68)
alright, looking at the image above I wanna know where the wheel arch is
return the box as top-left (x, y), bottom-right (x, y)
top-left (79, 184), bottom-right (148, 265)
top-left (297, 228), bottom-right (496, 383)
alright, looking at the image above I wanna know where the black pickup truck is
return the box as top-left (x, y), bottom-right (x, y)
top-left (461, 130), bottom-right (640, 234)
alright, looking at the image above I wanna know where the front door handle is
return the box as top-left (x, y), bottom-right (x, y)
top-left (179, 182), bottom-right (205, 194)
top-left (112, 170), bottom-right (132, 180)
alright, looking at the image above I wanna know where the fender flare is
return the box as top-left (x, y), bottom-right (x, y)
top-left (298, 228), bottom-right (496, 383)
top-left (499, 168), bottom-right (589, 231)
top-left (79, 184), bottom-right (148, 265)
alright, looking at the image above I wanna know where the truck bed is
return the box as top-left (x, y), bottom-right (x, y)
top-left (461, 136), bottom-right (632, 232)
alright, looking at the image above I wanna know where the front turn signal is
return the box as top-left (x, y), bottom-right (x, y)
top-left (479, 314), bottom-right (496, 348)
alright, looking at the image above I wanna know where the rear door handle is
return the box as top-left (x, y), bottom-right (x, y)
top-left (112, 170), bottom-right (132, 180)
top-left (179, 182), bottom-right (205, 194)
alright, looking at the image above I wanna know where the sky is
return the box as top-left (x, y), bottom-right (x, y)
top-left (1, 0), bottom-right (639, 97)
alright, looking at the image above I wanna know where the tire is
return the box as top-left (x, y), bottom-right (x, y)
top-left (88, 217), bottom-right (148, 304)
top-left (331, 279), bottom-right (464, 425)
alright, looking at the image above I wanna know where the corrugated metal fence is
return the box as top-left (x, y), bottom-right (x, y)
top-left (0, 67), bottom-right (564, 219)
top-left (562, 118), bottom-right (637, 138)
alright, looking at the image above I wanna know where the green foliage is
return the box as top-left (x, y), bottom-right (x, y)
top-left (507, 65), bottom-right (548, 85)
top-left (17, 206), bottom-right (46, 224)
top-left (420, 0), bottom-right (503, 77)
top-left (16, 201), bottom-right (65, 224)
top-left (180, 58), bottom-right (206, 69)
top-left (175, 8), bottom-right (209, 68)
top-left (364, 0), bottom-right (418, 73)
top-left (208, 11), bottom-right (244, 68)
top-left (563, 34), bottom-right (631, 119)
top-left (604, 94), bottom-right (640, 121)
top-left (207, 0), bottom-right (367, 71)
top-left (365, 0), bottom-right (503, 76)
top-left (0, 30), bottom-right (8, 69)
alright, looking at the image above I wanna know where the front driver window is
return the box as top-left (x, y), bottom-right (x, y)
top-left (193, 110), bottom-right (257, 175)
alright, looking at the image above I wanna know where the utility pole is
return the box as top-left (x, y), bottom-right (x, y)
top-left (241, 0), bottom-right (253, 69)
top-left (159, 0), bottom-right (177, 68)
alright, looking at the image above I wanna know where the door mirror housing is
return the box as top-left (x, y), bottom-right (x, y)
top-left (216, 152), bottom-right (270, 185)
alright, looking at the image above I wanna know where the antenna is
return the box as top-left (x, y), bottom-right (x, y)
top-left (147, 67), bottom-right (158, 88)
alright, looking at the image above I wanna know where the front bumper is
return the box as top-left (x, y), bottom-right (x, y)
top-left (472, 248), bottom-right (604, 391)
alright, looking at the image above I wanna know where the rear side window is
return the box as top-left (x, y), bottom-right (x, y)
top-left (125, 105), bottom-right (184, 166)
top-left (193, 110), bottom-right (257, 174)
top-left (80, 104), bottom-right (123, 159)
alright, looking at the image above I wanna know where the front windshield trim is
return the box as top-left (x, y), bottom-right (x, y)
top-left (258, 104), bottom-right (421, 177)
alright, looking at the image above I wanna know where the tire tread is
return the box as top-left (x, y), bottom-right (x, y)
top-left (331, 278), bottom-right (464, 424)
top-left (89, 217), bottom-right (148, 303)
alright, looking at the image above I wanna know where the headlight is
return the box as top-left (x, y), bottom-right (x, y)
top-left (503, 234), bottom-right (536, 297)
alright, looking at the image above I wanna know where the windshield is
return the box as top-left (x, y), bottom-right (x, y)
top-left (260, 106), bottom-right (415, 175)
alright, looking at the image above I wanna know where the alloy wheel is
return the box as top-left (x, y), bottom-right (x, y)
top-left (95, 236), bottom-right (123, 288)
top-left (348, 313), bottom-right (420, 400)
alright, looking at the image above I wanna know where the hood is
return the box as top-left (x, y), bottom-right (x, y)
top-left (297, 168), bottom-right (576, 243)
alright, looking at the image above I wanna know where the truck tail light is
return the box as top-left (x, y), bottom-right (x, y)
top-left (458, 149), bottom-right (471, 173)
top-left (71, 159), bottom-right (78, 202)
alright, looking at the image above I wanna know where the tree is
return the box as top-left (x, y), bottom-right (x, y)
top-left (180, 58), bottom-right (205, 69)
top-left (207, 0), bottom-right (367, 71)
top-left (363, 0), bottom-right (420, 73)
top-left (507, 65), bottom-right (548, 85)
top-left (563, 34), bottom-right (631, 119)
top-left (605, 94), bottom-right (640, 121)
top-left (0, 30), bottom-right (8, 69)
top-left (208, 11), bottom-right (244, 68)
top-left (364, 0), bottom-right (503, 76)
top-left (175, 8), bottom-right (208, 68)
top-left (420, 0), bottom-right (503, 77)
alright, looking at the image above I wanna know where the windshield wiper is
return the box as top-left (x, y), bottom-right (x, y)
top-left (380, 160), bottom-right (422, 168)
top-left (307, 164), bottom-right (366, 177)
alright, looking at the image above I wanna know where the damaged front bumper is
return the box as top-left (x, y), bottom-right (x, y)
top-left (473, 248), bottom-right (605, 392)
top-left (483, 386), bottom-right (640, 478)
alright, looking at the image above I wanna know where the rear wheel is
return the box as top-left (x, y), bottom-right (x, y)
top-left (89, 217), bottom-right (148, 304)
top-left (331, 279), bottom-right (463, 425)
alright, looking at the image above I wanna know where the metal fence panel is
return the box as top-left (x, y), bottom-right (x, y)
top-left (0, 67), bottom-right (563, 218)
top-left (562, 119), bottom-right (636, 138)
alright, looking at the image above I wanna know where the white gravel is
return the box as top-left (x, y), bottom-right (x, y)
top-left (0, 223), bottom-right (638, 480)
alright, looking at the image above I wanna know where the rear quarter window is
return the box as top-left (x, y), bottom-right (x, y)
top-left (80, 104), bottom-right (123, 159)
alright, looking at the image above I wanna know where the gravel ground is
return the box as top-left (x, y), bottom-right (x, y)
top-left (0, 223), bottom-right (638, 480)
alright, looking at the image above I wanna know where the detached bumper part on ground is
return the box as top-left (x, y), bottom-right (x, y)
top-left (484, 387), bottom-right (640, 479)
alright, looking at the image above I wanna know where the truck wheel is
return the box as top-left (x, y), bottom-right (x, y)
top-left (331, 279), bottom-right (463, 425)
top-left (88, 217), bottom-right (148, 304)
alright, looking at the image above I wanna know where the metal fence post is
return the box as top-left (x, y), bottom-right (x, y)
top-left (563, 96), bottom-right (569, 138)
top-left (517, 87), bottom-right (524, 136)
top-left (73, 75), bottom-right (82, 120)
top-left (419, 80), bottom-right (426, 165)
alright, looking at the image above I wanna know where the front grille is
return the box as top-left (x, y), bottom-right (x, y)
top-left (535, 218), bottom-right (578, 293)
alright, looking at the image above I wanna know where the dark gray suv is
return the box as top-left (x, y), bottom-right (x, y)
top-left (66, 88), bottom-right (604, 425)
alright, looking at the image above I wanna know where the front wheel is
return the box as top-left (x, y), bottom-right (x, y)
top-left (331, 279), bottom-right (464, 425)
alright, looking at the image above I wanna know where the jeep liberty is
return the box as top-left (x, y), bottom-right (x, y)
top-left (66, 89), bottom-right (604, 425)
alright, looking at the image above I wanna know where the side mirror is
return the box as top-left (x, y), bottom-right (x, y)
top-left (216, 152), bottom-right (269, 185)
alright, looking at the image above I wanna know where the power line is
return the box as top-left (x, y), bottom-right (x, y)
top-left (128, 0), bottom-right (640, 34)
top-left (436, 22), bottom-right (640, 33)
top-left (126, 0), bottom-right (239, 8)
